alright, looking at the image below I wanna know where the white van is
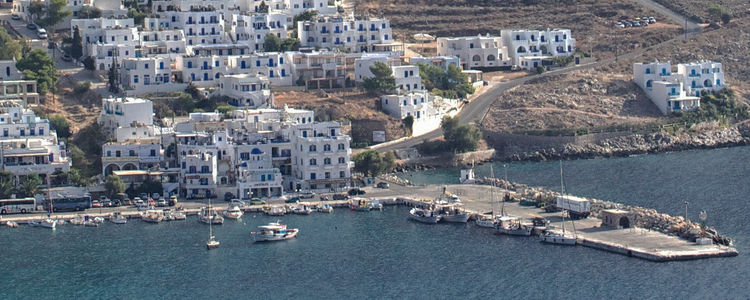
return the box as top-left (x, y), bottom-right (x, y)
top-left (37, 28), bottom-right (47, 39)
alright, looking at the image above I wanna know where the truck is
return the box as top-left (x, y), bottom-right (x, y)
top-left (556, 195), bottom-right (591, 219)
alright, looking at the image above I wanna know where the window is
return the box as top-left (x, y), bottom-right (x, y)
top-left (309, 145), bottom-right (316, 152)
top-left (338, 157), bottom-right (345, 164)
top-left (129, 150), bottom-right (135, 156)
top-left (339, 171), bottom-right (345, 178)
top-left (323, 144), bottom-right (331, 151)
top-left (116, 150), bottom-right (121, 157)
top-left (324, 158), bottom-right (331, 165)
top-left (310, 173), bottom-right (316, 180)
top-left (325, 172), bottom-right (330, 179)
top-left (338, 143), bottom-right (345, 150)
top-left (150, 149), bottom-right (156, 156)
top-left (144, 63), bottom-right (149, 69)
top-left (106, 150), bottom-right (111, 157)
top-left (309, 159), bottom-right (317, 166)
top-left (201, 166), bottom-right (209, 173)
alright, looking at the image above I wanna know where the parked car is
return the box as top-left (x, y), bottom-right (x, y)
top-left (148, 199), bottom-right (156, 207)
top-left (37, 28), bottom-right (47, 39)
top-left (615, 22), bottom-right (624, 28)
top-left (99, 195), bottom-right (109, 202)
top-left (157, 198), bottom-right (167, 207)
top-left (376, 182), bottom-right (390, 189)
top-left (249, 198), bottom-right (265, 205)
top-left (133, 197), bottom-right (143, 205)
top-left (26, 23), bottom-right (37, 30)
top-left (169, 195), bottom-right (178, 206)
top-left (11, 14), bottom-right (21, 20)
top-left (121, 198), bottom-right (132, 206)
top-left (319, 195), bottom-right (330, 201)
top-left (648, 17), bottom-right (656, 24)
top-left (300, 191), bottom-right (316, 199)
top-left (348, 188), bottom-right (366, 196)
top-left (332, 193), bottom-right (348, 200)
top-left (102, 200), bottom-right (113, 207)
top-left (623, 21), bottom-right (632, 28)
top-left (91, 200), bottom-right (102, 208)
top-left (231, 199), bottom-right (247, 206)
top-left (286, 197), bottom-right (301, 203)
top-left (632, 21), bottom-right (641, 27)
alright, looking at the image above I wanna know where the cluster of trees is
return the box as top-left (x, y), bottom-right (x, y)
top-left (362, 62), bottom-right (396, 95)
top-left (679, 89), bottom-right (748, 126)
top-left (708, 4), bottom-right (731, 25)
top-left (263, 33), bottom-right (301, 52)
top-left (28, 0), bottom-right (71, 28)
top-left (417, 116), bottom-right (481, 154)
top-left (105, 175), bottom-right (162, 198)
top-left (418, 64), bottom-right (474, 99)
top-left (0, 172), bottom-right (43, 198)
top-left (352, 150), bottom-right (396, 177)
top-left (0, 27), bottom-right (25, 60)
top-left (105, 175), bottom-right (125, 198)
top-left (17, 50), bottom-right (58, 96)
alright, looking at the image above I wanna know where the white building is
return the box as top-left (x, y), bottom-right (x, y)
top-left (677, 61), bottom-right (726, 97)
top-left (354, 53), bottom-right (399, 82)
top-left (290, 50), bottom-right (358, 89)
top-left (230, 13), bottom-right (290, 51)
top-left (71, 18), bottom-right (138, 54)
top-left (213, 73), bottom-right (271, 107)
top-left (102, 139), bottom-right (163, 175)
top-left (0, 60), bottom-right (24, 81)
top-left (176, 55), bottom-right (229, 87)
top-left (500, 29), bottom-right (575, 69)
top-left (298, 16), bottom-right (394, 53)
top-left (235, 144), bottom-right (283, 198)
top-left (380, 91), bottom-right (458, 136)
top-left (98, 97), bottom-right (154, 136)
top-left (138, 29), bottom-right (188, 56)
top-left (225, 52), bottom-right (293, 86)
top-left (633, 61), bottom-right (702, 114)
top-left (290, 121), bottom-right (352, 191)
top-left (180, 151), bottom-right (218, 199)
top-left (0, 101), bottom-right (70, 182)
top-left (392, 65), bottom-right (422, 92)
top-left (144, 10), bottom-right (229, 46)
top-left (436, 35), bottom-right (508, 69)
top-left (120, 57), bottom-right (175, 92)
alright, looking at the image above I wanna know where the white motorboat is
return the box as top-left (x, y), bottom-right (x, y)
top-left (540, 231), bottom-right (577, 245)
top-left (39, 218), bottom-right (56, 229)
top-left (69, 215), bottom-right (85, 225)
top-left (370, 201), bottom-right (383, 211)
top-left (265, 206), bottom-right (286, 216)
top-left (223, 205), bottom-right (244, 219)
top-left (251, 221), bottom-right (299, 242)
top-left (142, 210), bottom-right (164, 223)
top-left (408, 207), bottom-right (441, 224)
top-left (292, 205), bottom-right (312, 215)
top-left (27, 219), bottom-right (40, 226)
top-left (436, 204), bottom-right (470, 223)
top-left (55, 219), bottom-right (66, 226)
top-left (110, 212), bottom-right (128, 224)
top-left (173, 211), bottom-right (186, 220)
top-left (5, 221), bottom-right (18, 228)
top-left (93, 216), bottom-right (105, 223)
top-left (317, 204), bottom-right (333, 213)
top-left (496, 216), bottom-right (533, 236)
top-left (84, 219), bottom-right (100, 227)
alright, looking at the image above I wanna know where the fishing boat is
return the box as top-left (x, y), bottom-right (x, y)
top-left (530, 216), bottom-right (551, 235)
top-left (173, 210), bottom-right (186, 220)
top-left (436, 204), bottom-right (470, 223)
top-left (83, 217), bottom-right (100, 227)
top-left (408, 207), bottom-right (441, 224)
top-left (142, 210), bottom-right (164, 223)
top-left (540, 161), bottom-right (577, 246)
top-left (265, 206), bottom-right (286, 216)
top-left (292, 205), bottom-right (312, 215)
top-left (475, 214), bottom-right (498, 228)
top-left (317, 204), bottom-right (333, 213)
top-left (350, 198), bottom-right (371, 212)
top-left (251, 221), bottom-right (299, 242)
top-left (110, 212), bottom-right (128, 224)
top-left (496, 216), bottom-right (533, 236)
top-left (223, 205), bottom-right (244, 219)
top-left (93, 216), bottom-right (105, 223)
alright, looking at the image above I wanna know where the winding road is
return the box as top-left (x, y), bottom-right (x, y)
top-left (373, 0), bottom-right (702, 153)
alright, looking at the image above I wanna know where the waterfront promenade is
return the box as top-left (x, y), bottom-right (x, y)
top-left (0, 183), bottom-right (737, 262)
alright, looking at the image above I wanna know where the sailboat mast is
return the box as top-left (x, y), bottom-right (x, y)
top-left (560, 161), bottom-right (565, 235)
top-left (208, 198), bottom-right (213, 238)
top-left (489, 165), bottom-right (495, 216)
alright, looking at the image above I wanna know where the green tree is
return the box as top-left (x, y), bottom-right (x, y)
top-left (280, 38), bottom-right (301, 51)
top-left (362, 62), bottom-right (396, 95)
top-left (418, 64), bottom-right (474, 98)
top-left (402, 115), bottom-right (414, 136)
top-left (440, 116), bottom-right (480, 153)
top-left (28, 0), bottom-right (45, 22)
top-left (48, 114), bottom-right (71, 138)
top-left (708, 4), bottom-right (728, 24)
top-left (19, 174), bottom-right (42, 197)
top-left (263, 33), bottom-right (282, 52)
top-left (108, 61), bottom-right (120, 93)
top-left (0, 28), bottom-right (23, 60)
top-left (38, 0), bottom-right (71, 29)
top-left (0, 171), bottom-right (15, 198)
top-left (352, 150), bottom-right (396, 177)
top-left (536, 65), bottom-right (546, 74)
top-left (67, 169), bottom-right (89, 186)
top-left (293, 10), bottom-right (318, 26)
top-left (78, 6), bottom-right (102, 18)
top-left (71, 26), bottom-right (83, 59)
top-left (17, 49), bottom-right (57, 95)
top-left (258, 1), bottom-right (268, 13)
top-left (82, 56), bottom-right (96, 70)
top-left (105, 175), bottom-right (126, 198)
top-left (127, 8), bottom-right (147, 25)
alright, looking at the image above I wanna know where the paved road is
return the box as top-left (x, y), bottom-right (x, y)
top-left (374, 0), bottom-right (704, 153)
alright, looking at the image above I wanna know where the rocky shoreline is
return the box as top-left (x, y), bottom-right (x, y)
top-left (475, 177), bottom-right (734, 247)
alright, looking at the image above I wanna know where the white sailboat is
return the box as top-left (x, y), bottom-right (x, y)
top-left (39, 186), bottom-right (56, 229)
top-left (540, 161), bottom-right (577, 245)
top-left (206, 198), bottom-right (220, 249)
top-left (476, 165), bottom-right (498, 228)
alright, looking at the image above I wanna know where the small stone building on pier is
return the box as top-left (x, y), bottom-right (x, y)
top-left (601, 209), bottom-right (632, 229)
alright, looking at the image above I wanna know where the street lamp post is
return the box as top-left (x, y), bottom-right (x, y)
top-left (684, 201), bottom-right (689, 221)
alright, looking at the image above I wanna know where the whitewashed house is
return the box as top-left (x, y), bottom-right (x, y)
top-left (634, 61), bottom-right (700, 114)
top-left (213, 73), bottom-right (272, 107)
top-left (297, 15), bottom-right (393, 53)
top-left (230, 13), bottom-right (290, 51)
top-left (380, 91), bottom-right (458, 136)
top-left (500, 29), bottom-right (575, 69)
top-left (290, 121), bottom-right (352, 192)
top-left (144, 10), bottom-right (229, 46)
top-left (392, 65), bottom-right (422, 92)
top-left (98, 97), bottom-right (154, 136)
top-left (225, 53), bottom-right (293, 86)
top-left (677, 61), bottom-right (726, 97)
top-left (354, 53), bottom-right (399, 82)
top-left (436, 35), bottom-right (508, 69)
top-left (120, 57), bottom-right (178, 93)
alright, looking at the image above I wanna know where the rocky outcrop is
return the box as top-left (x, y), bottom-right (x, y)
top-left (476, 177), bottom-right (733, 246)
top-left (501, 125), bottom-right (750, 162)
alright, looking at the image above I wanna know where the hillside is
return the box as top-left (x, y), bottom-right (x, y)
top-left (357, 0), bottom-right (681, 59)
top-left (651, 0), bottom-right (750, 23)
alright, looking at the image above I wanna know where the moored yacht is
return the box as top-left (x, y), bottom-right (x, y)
top-left (475, 214), bottom-right (498, 228)
top-left (250, 222), bottom-right (299, 242)
top-left (223, 205), bottom-right (244, 219)
top-left (496, 216), bottom-right (533, 236)
top-left (292, 205), bottom-right (313, 215)
top-left (110, 212), bottom-right (128, 224)
top-left (436, 204), bottom-right (470, 223)
top-left (142, 210), bottom-right (164, 223)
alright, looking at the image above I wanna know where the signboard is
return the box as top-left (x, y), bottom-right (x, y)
top-left (372, 131), bottom-right (386, 143)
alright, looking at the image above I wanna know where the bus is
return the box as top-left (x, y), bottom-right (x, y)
top-left (0, 198), bottom-right (38, 214)
top-left (43, 195), bottom-right (92, 212)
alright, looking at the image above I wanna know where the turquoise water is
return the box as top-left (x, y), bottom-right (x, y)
top-left (1, 146), bottom-right (750, 298)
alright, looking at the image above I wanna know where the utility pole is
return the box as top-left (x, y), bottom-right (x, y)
top-left (684, 201), bottom-right (689, 221)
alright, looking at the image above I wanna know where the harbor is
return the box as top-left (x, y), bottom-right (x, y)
top-left (0, 182), bottom-right (737, 262)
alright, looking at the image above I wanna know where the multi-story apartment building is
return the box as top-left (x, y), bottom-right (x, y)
top-left (0, 101), bottom-right (70, 182)
top-left (71, 18), bottom-right (138, 54)
top-left (297, 16), bottom-right (393, 53)
top-left (235, 143), bottom-right (283, 198)
top-left (677, 61), bottom-right (726, 97)
top-left (180, 150), bottom-right (218, 199)
top-left (120, 57), bottom-right (175, 92)
top-left (176, 55), bottom-right (229, 87)
top-left (98, 97), bottom-right (154, 136)
top-left (225, 53), bottom-right (293, 86)
top-left (290, 51), bottom-right (358, 89)
top-left (101, 138), bottom-right (164, 175)
top-left (138, 29), bottom-right (188, 56)
top-left (213, 74), bottom-right (271, 107)
top-left (500, 29), bottom-right (575, 69)
top-left (290, 121), bottom-right (352, 191)
top-left (436, 35), bottom-right (508, 70)
top-left (230, 13), bottom-right (290, 51)
top-left (144, 10), bottom-right (229, 46)
top-left (633, 60), bottom-right (703, 114)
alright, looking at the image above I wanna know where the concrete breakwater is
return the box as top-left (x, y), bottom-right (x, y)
top-left (476, 177), bottom-right (734, 247)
